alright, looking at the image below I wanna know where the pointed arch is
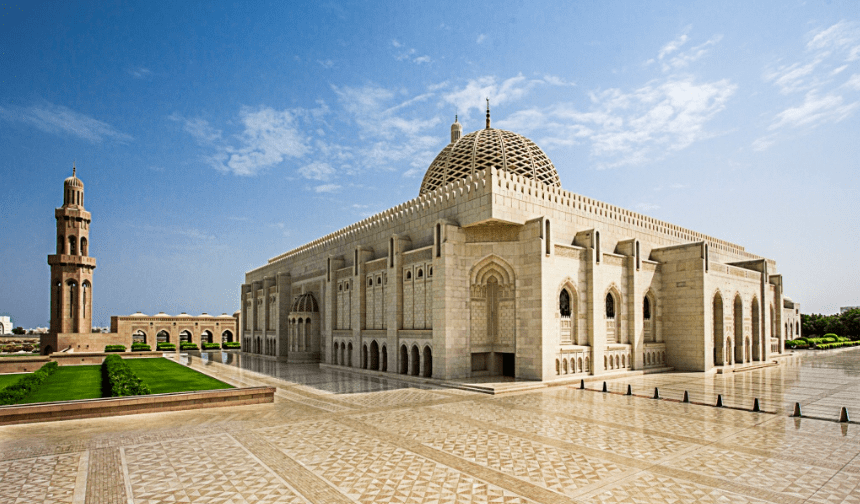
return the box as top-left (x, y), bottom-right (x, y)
top-left (470, 254), bottom-right (516, 286)
top-left (713, 290), bottom-right (725, 366)
top-left (604, 284), bottom-right (623, 344)
top-left (751, 297), bottom-right (761, 361)
top-left (734, 294), bottom-right (744, 364)
top-left (557, 278), bottom-right (579, 345)
top-left (643, 288), bottom-right (657, 343)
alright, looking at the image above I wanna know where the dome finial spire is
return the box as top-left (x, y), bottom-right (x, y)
top-left (73, 160), bottom-right (76, 177)
top-left (450, 114), bottom-right (463, 143)
top-left (485, 98), bottom-right (491, 129)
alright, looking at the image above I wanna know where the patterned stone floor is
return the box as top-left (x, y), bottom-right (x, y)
top-left (2, 348), bottom-right (860, 503)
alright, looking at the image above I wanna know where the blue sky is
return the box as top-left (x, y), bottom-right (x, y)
top-left (1, 1), bottom-right (859, 328)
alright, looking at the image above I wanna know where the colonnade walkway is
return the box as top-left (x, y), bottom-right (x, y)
top-left (2, 348), bottom-right (860, 503)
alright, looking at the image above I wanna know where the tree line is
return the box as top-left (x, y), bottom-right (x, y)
top-left (801, 309), bottom-right (860, 339)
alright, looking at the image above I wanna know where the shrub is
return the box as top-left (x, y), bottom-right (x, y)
top-left (156, 343), bottom-right (176, 351)
top-left (104, 345), bottom-right (126, 353)
top-left (0, 361), bottom-right (59, 405)
top-left (179, 342), bottom-right (199, 350)
top-left (202, 342), bottom-right (221, 350)
top-left (101, 354), bottom-right (150, 397)
top-left (222, 342), bottom-right (241, 349)
top-left (131, 343), bottom-right (151, 351)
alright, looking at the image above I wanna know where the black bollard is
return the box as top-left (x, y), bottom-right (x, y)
top-left (840, 407), bottom-right (850, 423)
top-left (716, 394), bottom-right (723, 407)
top-left (792, 402), bottom-right (802, 417)
top-left (653, 387), bottom-right (660, 399)
top-left (682, 390), bottom-right (689, 403)
top-left (602, 381), bottom-right (608, 393)
top-left (753, 398), bottom-right (761, 412)
top-left (580, 379), bottom-right (585, 390)
top-left (626, 384), bottom-right (632, 396)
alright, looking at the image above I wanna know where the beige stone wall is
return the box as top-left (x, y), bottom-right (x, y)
top-left (241, 165), bottom-right (793, 380)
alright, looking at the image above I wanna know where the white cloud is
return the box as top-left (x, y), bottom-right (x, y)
top-left (299, 161), bottom-right (335, 181)
top-left (660, 35), bottom-right (722, 72)
top-left (317, 59), bottom-right (334, 69)
top-left (414, 55), bottom-right (431, 64)
top-left (476, 34), bottom-right (487, 44)
top-left (502, 76), bottom-right (736, 168)
top-left (760, 22), bottom-right (860, 146)
top-left (173, 106), bottom-right (309, 176)
top-left (636, 203), bottom-right (660, 212)
top-left (128, 67), bottom-right (152, 79)
top-left (658, 34), bottom-right (689, 60)
top-left (0, 101), bottom-right (132, 143)
top-left (844, 73), bottom-right (860, 91)
top-left (443, 74), bottom-right (543, 120)
top-left (314, 184), bottom-right (341, 193)
top-left (769, 92), bottom-right (858, 130)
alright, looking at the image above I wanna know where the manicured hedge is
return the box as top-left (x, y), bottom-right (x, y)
top-left (156, 343), bottom-right (176, 351)
top-left (179, 342), bottom-right (199, 350)
top-left (816, 341), bottom-right (860, 350)
top-left (0, 361), bottom-right (59, 405)
top-left (222, 342), bottom-right (241, 349)
top-left (131, 343), bottom-right (151, 351)
top-left (101, 354), bottom-right (150, 397)
top-left (202, 343), bottom-right (221, 350)
top-left (786, 339), bottom-right (809, 349)
top-left (104, 345), bottom-right (126, 352)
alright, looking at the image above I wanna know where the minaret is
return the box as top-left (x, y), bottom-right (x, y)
top-left (48, 164), bottom-right (96, 335)
top-left (450, 115), bottom-right (462, 143)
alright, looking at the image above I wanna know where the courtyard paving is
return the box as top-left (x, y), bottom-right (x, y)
top-left (2, 349), bottom-right (860, 503)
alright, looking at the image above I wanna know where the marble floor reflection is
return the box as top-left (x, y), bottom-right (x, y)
top-left (2, 348), bottom-right (860, 503)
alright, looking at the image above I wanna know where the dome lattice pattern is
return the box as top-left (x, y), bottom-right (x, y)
top-left (419, 128), bottom-right (561, 195)
top-left (291, 293), bottom-right (319, 313)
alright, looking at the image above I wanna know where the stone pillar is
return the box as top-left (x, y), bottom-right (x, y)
top-left (276, 273), bottom-right (291, 357)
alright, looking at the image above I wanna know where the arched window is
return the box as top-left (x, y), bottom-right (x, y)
top-left (417, 269), bottom-right (423, 279)
top-left (559, 289), bottom-right (571, 317)
top-left (406, 271), bottom-right (412, 281)
top-left (368, 278), bottom-right (373, 287)
top-left (605, 293), bottom-right (615, 319)
top-left (68, 281), bottom-right (77, 318)
top-left (428, 266), bottom-right (433, 278)
top-left (643, 297), bottom-right (651, 320)
top-left (69, 236), bottom-right (77, 256)
top-left (80, 237), bottom-right (88, 256)
top-left (57, 235), bottom-right (64, 254)
top-left (221, 330), bottom-right (233, 343)
top-left (157, 330), bottom-right (170, 343)
top-left (82, 282), bottom-right (89, 317)
top-left (133, 330), bottom-right (146, 343)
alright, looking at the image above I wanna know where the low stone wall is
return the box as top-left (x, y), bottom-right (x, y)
top-left (0, 356), bottom-right (50, 374)
top-left (0, 351), bottom-right (164, 373)
top-left (0, 386), bottom-right (275, 425)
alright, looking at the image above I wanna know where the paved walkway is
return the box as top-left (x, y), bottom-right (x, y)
top-left (2, 349), bottom-right (860, 503)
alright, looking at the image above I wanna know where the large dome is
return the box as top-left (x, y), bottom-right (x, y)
top-left (419, 125), bottom-right (561, 195)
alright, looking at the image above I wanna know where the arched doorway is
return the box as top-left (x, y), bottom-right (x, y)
top-left (201, 330), bottom-right (213, 344)
top-left (422, 346), bottom-right (432, 378)
top-left (410, 345), bottom-right (420, 376)
top-left (179, 330), bottom-right (192, 344)
top-left (751, 298), bottom-right (761, 361)
top-left (43, 345), bottom-right (53, 355)
top-left (221, 330), bottom-right (233, 343)
top-left (361, 344), bottom-right (368, 369)
top-left (734, 296), bottom-right (744, 364)
top-left (713, 294), bottom-right (724, 366)
top-left (133, 330), bottom-right (147, 344)
top-left (370, 340), bottom-right (379, 371)
top-left (469, 256), bottom-right (516, 377)
top-left (399, 345), bottom-right (408, 374)
top-left (157, 330), bottom-right (170, 344)
top-left (347, 342), bottom-right (353, 367)
top-left (381, 345), bottom-right (388, 372)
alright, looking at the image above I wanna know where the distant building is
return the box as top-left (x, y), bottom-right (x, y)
top-left (0, 316), bottom-right (12, 334)
top-left (841, 306), bottom-right (860, 314)
top-left (110, 312), bottom-right (237, 347)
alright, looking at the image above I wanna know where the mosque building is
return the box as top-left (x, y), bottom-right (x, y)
top-left (240, 105), bottom-right (799, 381)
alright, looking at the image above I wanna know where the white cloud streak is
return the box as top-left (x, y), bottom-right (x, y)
top-left (758, 21), bottom-right (860, 148)
top-left (0, 101), bottom-right (132, 143)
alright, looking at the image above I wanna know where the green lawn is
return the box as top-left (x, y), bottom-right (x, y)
top-left (21, 365), bottom-right (103, 403)
top-left (0, 373), bottom-right (30, 390)
top-left (125, 358), bottom-right (232, 394)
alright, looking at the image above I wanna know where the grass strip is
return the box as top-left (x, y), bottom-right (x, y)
top-left (0, 362), bottom-right (58, 405)
top-left (21, 365), bottom-right (103, 403)
top-left (0, 373), bottom-right (30, 390)
top-left (125, 357), bottom-right (232, 394)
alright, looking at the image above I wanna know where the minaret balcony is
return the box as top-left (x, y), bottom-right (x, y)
top-left (47, 254), bottom-right (97, 268)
